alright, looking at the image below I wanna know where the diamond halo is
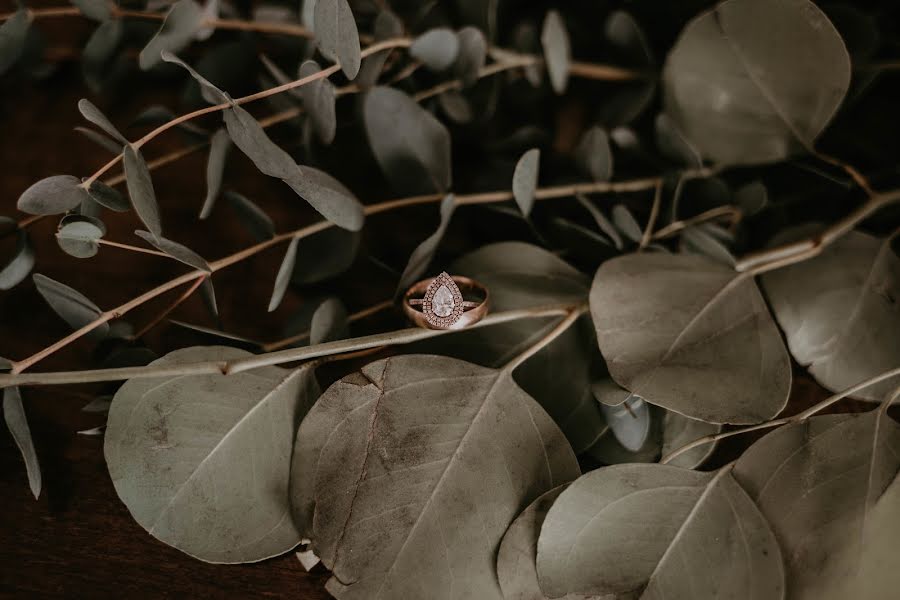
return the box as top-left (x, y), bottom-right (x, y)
top-left (422, 271), bottom-right (465, 328)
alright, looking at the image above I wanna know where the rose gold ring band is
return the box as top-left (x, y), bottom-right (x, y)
top-left (402, 273), bottom-right (490, 330)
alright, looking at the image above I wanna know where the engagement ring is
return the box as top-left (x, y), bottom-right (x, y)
top-left (403, 272), bottom-right (489, 330)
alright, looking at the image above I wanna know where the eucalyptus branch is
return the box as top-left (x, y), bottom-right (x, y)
top-left (639, 180), bottom-right (664, 249)
top-left (659, 366), bottom-right (900, 465)
top-left (94, 239), bottom-right (169, 258)
top-left (7, 174), bottom-right (670, 375)
top-left (651, 205), bottom-right (743, 240)
top-left (0, 304), bottom-right (577, 388)
top-left (737, 187), bottom-right (900, 274)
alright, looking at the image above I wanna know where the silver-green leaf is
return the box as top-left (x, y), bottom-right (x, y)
top-left (512, 148), bottom-right (540, 217)
top-left (309, 297), bottom-right (348, 344)
top-left (290, 354), bottom-right (580, 599)
top-left (0, 218), bottom-right (35, 291)
top-left (396, 194), bottom-right (456, 293)
top-left (313, 0), bottom-right (361, 79)
top-left (733, 412), bottom-right (899, 600)
top-left (17, 175), bottom-right (90, 216)
top-left (662, 0), bottom-right (851, 165)
top-left (77, 98), bottom-right (127, 144)
top-left (410, 28), bottom-right (460, 71)
top-left (268, 238), bottom-right (299, 312)
top-left (105, 346), bottom-right (320, 563)
top-left (57, 215), bottom-right (106, 259)
top-left (139, 0), bottom-right (205, 70)
top-left (537, 465), bottom-right (784, 599)
top-left (590, 253), bottom-right (791, 423)
top-left (0, 10), bottom-right (30, 76)
top-left (200, 129), bottom-right (232, 219)
top-left (33, 273), bottom-right (109, 341)
top-left (135, 230), bottom-right (210, 272)
top-left (122, 145), bottom-right (163, 238)
top-left (761, 229), bottom-right (900, 401)
top-left (541, 10), bottom-right (570, 94)
top-left (4, 386), bottom-right (41, 499)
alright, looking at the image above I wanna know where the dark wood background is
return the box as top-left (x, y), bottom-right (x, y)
top-left (0, 3), bottom-right (861, 599)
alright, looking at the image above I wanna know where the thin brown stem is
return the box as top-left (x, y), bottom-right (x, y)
top-left (639, 180), bottom-right (663, 249)
top-left (812, 150), bottom-right (876, 197)
top-left (659, 366), bottom-right (900, 465)
top-left (16, 215), bottom-right (42, 230)
top-left (737, 187), bottom-right (900, 274)
top-left (132, 276), bottom-right (206, 340)
top-left (96, 239), bottom-right (169, 258)
top-left (652, 205), bottom-right (743, 241)
top-left (502, 304), bottom-right (586, 372)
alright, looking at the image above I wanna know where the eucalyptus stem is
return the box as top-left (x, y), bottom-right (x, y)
top-left (737, 187), bottom-right (900, 274)
top-left (502, 304), bottom-right (586, 372)
top-left (651, 205), bottom-right (742, 240)
top-left (95, 239), bottom-right (169, 257)
top-left (132, 275), bottom-right (207, 340)
top-left (659, 366), bottom-right (900, 465)
top-left (0, 304), bottom-right (576, 387)
top-left (260, 299), bottom-right (395, 352)
top-left (639, 180), bottom-right (664, 249)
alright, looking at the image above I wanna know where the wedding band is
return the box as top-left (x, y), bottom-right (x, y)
top-left (402, 272), bottom-right (490, 330)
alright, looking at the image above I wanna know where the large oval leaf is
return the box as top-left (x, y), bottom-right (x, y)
top-left (536, 464), bottom-right (784, 599)
top-left (662, 0), bottom-right (850, 165)
top-left (363, 86), bottom-right (452, 195)
top-left (33, 273), bottom-right (109, 341)
top-left (290, 354), bottom-right (580, 599)
top-left (733, 412), bottom-right (899, 600)
top-left (17, 175), bottom-right (90, 215)
top-left (314, 0), bottom-right (361, 79)
top-left (590, 253), bottom-right (791, 423)
top-left (410, 242), bottom-right (607, 453)
top-left (762, 229), bottom-right (900, 401)
top-left (105, 346), bottom-right (320, 563)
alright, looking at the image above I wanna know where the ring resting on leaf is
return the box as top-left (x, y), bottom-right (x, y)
top-left (403, 271), bottom-right (490, 329)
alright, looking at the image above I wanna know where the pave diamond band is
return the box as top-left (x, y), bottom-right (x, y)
top-left (403, 272), bottom-right (490, 330)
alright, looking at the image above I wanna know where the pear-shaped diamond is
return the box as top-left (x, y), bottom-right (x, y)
top-left (432, 284), bottom-right (454, 317)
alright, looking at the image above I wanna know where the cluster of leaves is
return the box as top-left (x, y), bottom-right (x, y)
top-left (2, 0), bottom-right (900, 598)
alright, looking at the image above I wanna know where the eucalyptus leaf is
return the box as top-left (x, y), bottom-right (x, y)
top-left (313, 0), bottom-right (361, 79)
top-left (600, 394), bottom-right (650, 452)
top-left (661, 410), bottom-right (722, 469)
top-left (454, 26), bottom-right (487, 87)
top-left (139, 0), bottom-right (204, 71)
top-left (290, 354), bottom-right (580, 599)
top-left (200, 129), bottom-right (231, 219)
top-left (537, 465), bottom-right (784, 599)
top-left (4, 386), bottom-right (41, 500)
top-left (576, 195), bottom-right (623, 250)
top-left (81, 396), bottom-right (112, 413)
top-left (410, 242), bottom-right (606, 453)
top-left (309, 297), bottom-right (348, 344)
top-left (682, 225), bottom-right (736, 266)
top-left (574, 127), bottom-right (613, 183)
top-left (733, 412), bottom-right (899, 600)
top-left (0, 9), bottom-right (30, 76)
top-left (291, 227), bottom-right (361, 284)
top-left (437, 90), bottom-right (473, 124)
top-left (123, 145), bottom-right (163, 238)
top-left (512, 149), bottom-right (540, 217)
top-left (82, 18), bottom-right (124, 93)
top-left (33, 273), bottom-right (109, 341)
top-left (17, 175), bottom-right (90, 216)
top-left (0, 219), bottom-right (35, 291)
top-left (734, 180), bottom-right (768, 216)
top-left (75, 126), bottom-right (121, 155)
top-left (77, 98), bottom-right (126, 145)
top-left (397, 195), bottom-right (456, 293)
top-left (160, 51), bottom-right (229, 105)
top-left (86, 180), bottom-right (129, 212)
top-left (297, 60), bottom-right (336, 145)
top-left (541, 10), bottom-right (570, 94)
top-left (268, 238), bottom-right (298, 312)
top-left (72, 0), bottom-right (111, 22)
top-left (496, 485), bottom-right (581, 600)
top-left (585, 406), bottom-right (663, 466)
top-left (169, 321), bottom-right (263, 351)
top-left (135, 230), bottom-right (210, 272)
top-left (762, 229), bottom-right (900, 401)
top-left (105, 346), bottom-right (320, 563)
top-left (590, 252), bottom-right (791, 423)
top-left (224, 191), bottom-right (274, 241)
top-left (57, 215), bottom-right (106, 259)
top-left (223, 104), bottom-right (364, 230)
top-left (605, 10), bottom-right (654, 67)
top-left (356, 8), bottom-right (404, 88)
top-left (410, 28), bottom-right (460, 71)
top-left (662, 0), bottom-right (851, 165)
top-left (364, 86), bottom-right (452, 195)
top-left (610, 204), bottom-right (642, 243)
top-left (655, 113), bottom-right (702, 167)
